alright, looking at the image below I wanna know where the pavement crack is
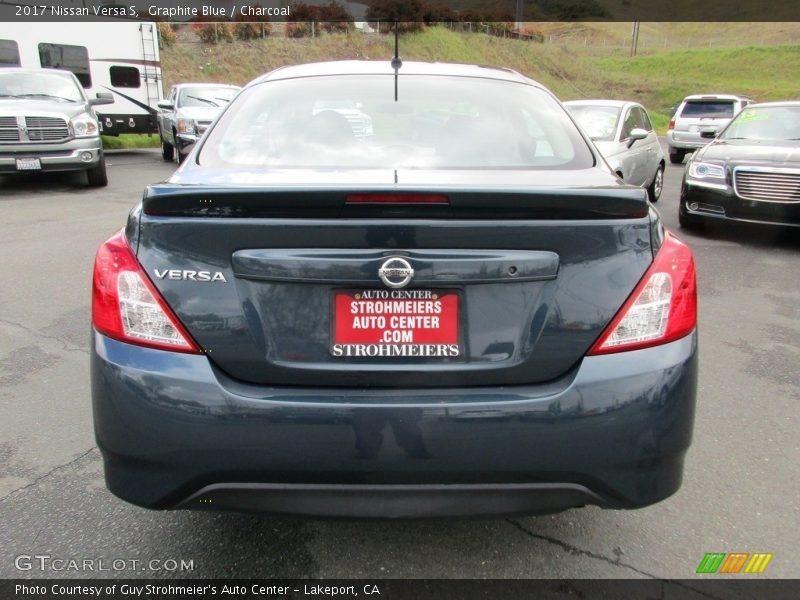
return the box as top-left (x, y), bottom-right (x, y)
top-left (506, 519), bottom-right (727, 600)
top-left (506, 518), bottom-right (659, 578)
top-left (0, 317), bottom-right (88, 355)
top-left (0, 447), bottom-right (97, 502)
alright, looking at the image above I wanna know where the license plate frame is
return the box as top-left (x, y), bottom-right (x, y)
top-left (15, 157), bottom-right (41, 171)
top-left (331, 289), bottom-right (461, 359)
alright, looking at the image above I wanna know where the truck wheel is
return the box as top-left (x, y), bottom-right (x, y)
top-left (161, 137), bottom-right (174, 162)
top-left (86, 156), bottom-right (108, 187)
top-left (669, 149), bottom-right (686, 165)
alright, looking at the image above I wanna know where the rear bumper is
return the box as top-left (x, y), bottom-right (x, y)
top-left (179, 483), bottom-right (608, 518)
top-left (92, 330), bottom-right (698, 517)
top-left (666, 131), bottom-right (707, 151)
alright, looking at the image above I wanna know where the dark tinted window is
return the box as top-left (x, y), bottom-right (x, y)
top-left (201, 75), bottom-right (593, 170)
top-left (0, 39), bottom-right (20, 67)
top-left (38, 43), bottom-right (91, 88)
top-left (680, 101), bottom-right (735, 118)
top-left (110, 66), bottom-right (140, 88)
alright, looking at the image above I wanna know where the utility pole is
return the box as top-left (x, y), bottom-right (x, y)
top-left (515, 0), bottom-right (523, 30)
top-left (630, 21), bottom-right (640, 57)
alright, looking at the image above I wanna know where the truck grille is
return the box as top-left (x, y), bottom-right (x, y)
top-left (734, 169), bottom-right (800, 203)
top-left (0, 116), bottom-right (20, 142)
top-left (25, 116), bottom-right (70, 142)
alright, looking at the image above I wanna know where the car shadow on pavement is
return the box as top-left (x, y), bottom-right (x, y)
top-left (0, 171), bottom-right (88, 194)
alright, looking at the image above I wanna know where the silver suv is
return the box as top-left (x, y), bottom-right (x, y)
top-left (667, 94), bottom-right (753, 164)
top-left (0, 68), bottom-right (113, 186)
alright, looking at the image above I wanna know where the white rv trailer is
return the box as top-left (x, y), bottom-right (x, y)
top-left (0, 21), bottom-right (163, 135)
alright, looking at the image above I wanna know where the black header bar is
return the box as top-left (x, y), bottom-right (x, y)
top-left (0, 0), bottom-right (798, 23)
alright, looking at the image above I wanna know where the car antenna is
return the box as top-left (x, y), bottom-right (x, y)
top-left (391, 21), bottom-right (402, 101)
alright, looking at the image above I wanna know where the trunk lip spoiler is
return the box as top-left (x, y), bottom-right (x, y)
top-left (141, 184), bottom-right (649, 220)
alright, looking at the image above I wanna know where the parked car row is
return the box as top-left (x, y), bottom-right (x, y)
top-left (566, 92), bottom-right (799, 231)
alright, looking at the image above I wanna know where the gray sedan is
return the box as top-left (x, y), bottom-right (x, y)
top-left (565, 99), bottom-right (665, 202)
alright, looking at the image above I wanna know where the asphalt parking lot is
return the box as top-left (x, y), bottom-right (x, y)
top-left (1, 143), bottom-right (798, 580)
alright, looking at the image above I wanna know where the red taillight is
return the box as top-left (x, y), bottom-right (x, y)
top-left (588, 232), bottom-right (696, 355)
top-left (92, 230), bottom-right (201, 353)
top-left (668, 118), bottom-right (675, 130)
top-left (346, 193), bottom-right (449, 205)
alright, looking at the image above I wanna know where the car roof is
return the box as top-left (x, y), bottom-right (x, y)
top-left (0, 67), bottom-right (76, 77)
top-left (249, 60), bottom-right (537, 87)
top-left (173, 83), bottom-right (240, 89)
top-left (563, 99), bottom-right (637, 109)
top-left (682, 94), bottom-right (751, 101)
top-left (743, 101), bottom-right (800, 108)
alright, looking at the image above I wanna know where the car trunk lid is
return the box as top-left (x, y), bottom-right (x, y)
top-left (134, 169), bottom-right (652, 388)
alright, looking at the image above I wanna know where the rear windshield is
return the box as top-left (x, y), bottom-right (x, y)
top-left (199, 75), bottom-right (594, 170)
top-left (680, 100), bottom-right (735, 118)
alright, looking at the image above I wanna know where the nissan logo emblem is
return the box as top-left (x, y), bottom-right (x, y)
top-left (378, 257), bottom-right (414, 289)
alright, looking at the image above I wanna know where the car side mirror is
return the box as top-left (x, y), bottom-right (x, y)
top-left (700, 128), bottom-right (717, 139)
top-left (157, 100), bottom-right (174, 110)
top-left (89, 92), bottom-right (114, 106)
top-left (626, 128), bottom-right (648, 147)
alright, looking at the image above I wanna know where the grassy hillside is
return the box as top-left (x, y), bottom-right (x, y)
top-left (161, 26), bottom-right (800, 133)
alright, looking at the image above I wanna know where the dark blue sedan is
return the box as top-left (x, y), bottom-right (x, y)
top-left (91, 61), bottom-right (698, 517)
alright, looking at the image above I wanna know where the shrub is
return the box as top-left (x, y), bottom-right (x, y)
top-left (192, 22), bottom-right (234, 44)
top-left (233, 3), bottom-right (272, 39)
top-left (366, 0), bottom-right (425, 32)
top-left (289, 2), bottom-right (353, 34)
top-left (158, 22), bottom-right (176, 47)
top-left (234, 22), bottom-right (271, 40)
top-left (285, 22), bottom-right (314, 38)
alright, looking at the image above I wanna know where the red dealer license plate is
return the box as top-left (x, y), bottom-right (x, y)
top-left (332, 289), bottom-right (460, 358)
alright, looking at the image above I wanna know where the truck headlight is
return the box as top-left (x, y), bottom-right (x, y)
top-left (71, 113), bottom-right (99, 138)
top-left (176, 118), bottom-right (196, 135)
